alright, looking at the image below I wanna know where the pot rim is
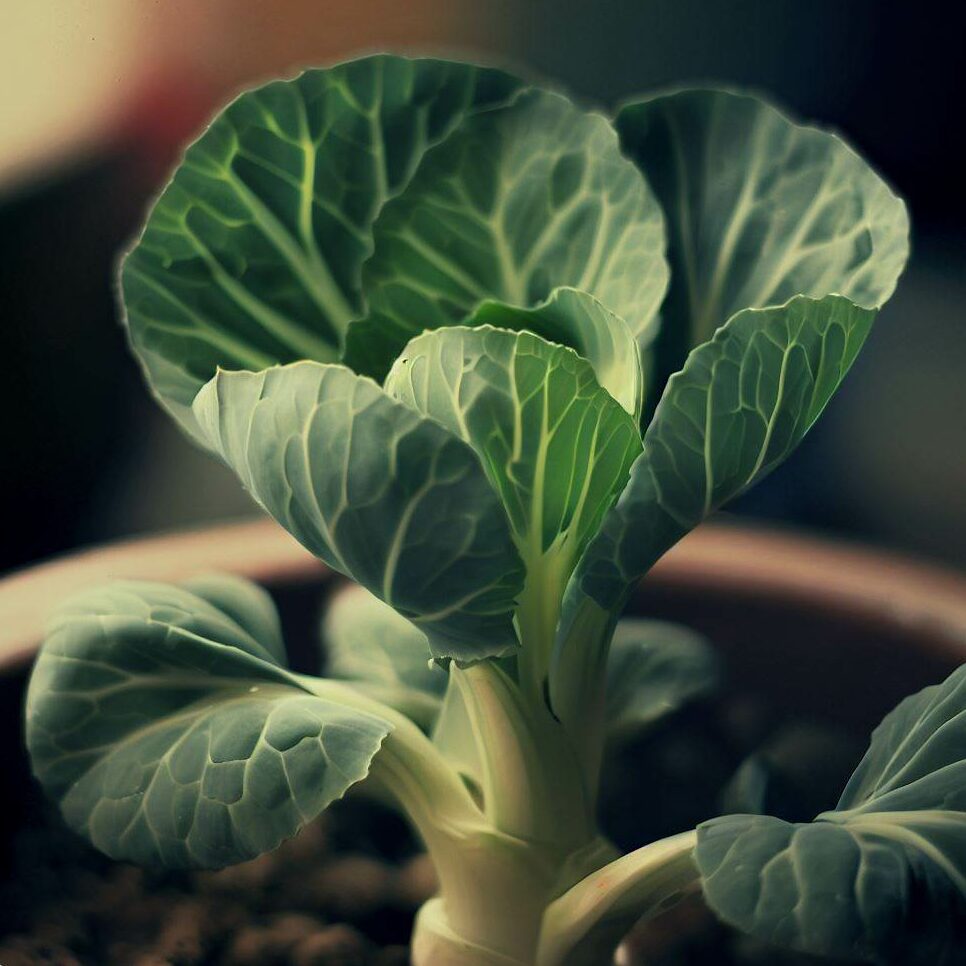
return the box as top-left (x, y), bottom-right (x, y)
top-left (1, 517), bottom-right (965, 673)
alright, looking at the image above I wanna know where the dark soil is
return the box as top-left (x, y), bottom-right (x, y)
top-left (0, 796), bottom-right (427, 966)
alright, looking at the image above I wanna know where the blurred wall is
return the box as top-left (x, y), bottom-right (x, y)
top-left (2, 0), bottom-right (964, 574)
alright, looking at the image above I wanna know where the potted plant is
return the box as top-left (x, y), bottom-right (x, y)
top-left (18, 54), bottom-right (966, 965)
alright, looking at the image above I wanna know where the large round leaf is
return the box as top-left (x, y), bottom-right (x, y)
top-left (617, 88), bottom-right (909, 381)
top-left (26, 579), bottom-right (391, 869)
top-left (121, 55), bottom-right (524, 437)
top-left (192, 361), bottom-right (525, 662)
top-left (696, 664), bottom-right (966, 964)
top-left (344, 89), bottom-right (668, 380)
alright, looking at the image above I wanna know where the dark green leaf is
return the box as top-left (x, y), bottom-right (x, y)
top-left (121, 55), bottom-right (524, 437)
top-left (553, 294), bottom-right (875, 735)
top-left (181, 573), bottom-right (287, 666)
top-left (572, 294), bottom-right (876, 613)
top-left (616, 87), bottom-right (909, 382)
top-left (192, 362), bottom-right (525, 662)
top-left (606, 619), bottom-right (719, 737)
top-left (344, 89), bottom-right (668, 380)
top-left (696, 664), bottom-right (966, 964)
top-left (26, 580), bottom-right (391, 869)
top-left (323, 583), bottom-right (445, 729)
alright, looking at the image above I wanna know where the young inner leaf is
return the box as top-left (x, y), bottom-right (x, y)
top-left (385, 326), bottom-right (642, 685)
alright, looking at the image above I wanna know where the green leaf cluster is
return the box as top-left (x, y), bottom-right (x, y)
top-left (24, 52), bottom-right (954, 966)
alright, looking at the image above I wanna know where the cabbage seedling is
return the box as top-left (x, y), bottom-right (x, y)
top-left (26, 56), bottom-right (966, 965)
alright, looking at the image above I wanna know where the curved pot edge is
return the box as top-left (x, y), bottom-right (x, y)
top-left (2, 517), bottom-right (965, 672)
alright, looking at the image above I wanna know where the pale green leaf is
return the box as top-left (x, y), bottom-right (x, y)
top-left (192, 361), bottom-right (524, 662)
top-left (25, 580), bottom-right (391, 869)
top-left (322, 583), bottom-right (445, 729)
top-left (120, 55), bottom-right (524, 437)
top-left (606, 619), bottom-right (719, 737)
top-left (344, 89), bottom-right (668, 380)
top-left (696, 664), bottom-right (966, 964)
top-left (467, 287), bottom-right (644, 420)
top-left (616, 87), bottom-right (909, 380)
top-left (383, 326), bottom-right (642, 581)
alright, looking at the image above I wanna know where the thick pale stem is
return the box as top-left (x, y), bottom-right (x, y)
top-left (414, 898), bottom-right (536, 966)
top-left (451, 661), bottom-right (596, 850)
top-left (550, 594), bottom-right (621, 803)
top-left (412, 655), bottom-right (620, 964)
top-left (411, 832), bottom-right (619, 966)
top-left (536, 831), bottom-right (700, 966)
top-left (515, 551), bottom-right (569, 706)
top-left (299, 676), bottom-right (484, 845)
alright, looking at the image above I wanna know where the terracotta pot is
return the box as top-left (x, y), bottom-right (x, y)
top-left (2, 519), bottom-right (965, 961)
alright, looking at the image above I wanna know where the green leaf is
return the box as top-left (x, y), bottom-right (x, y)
top-left (192, 361), bottom-right (524, 663)
top-left (606, 619), bottom-right (719, 737)
top-left (25, 580), bottom-right (391, 869)
top-left (181, 573), bottom-right (287, 666)
top-left (383, 326), bottom-right (643, 582)
top-left (696, 664), bottom-right (966, 964)
top-left (552, 294), bottom-right (875, 745)
top-left (322, 583), bottom-right (445, 729)
top-left (718, 756), bottom-right (776, 817)
top-left (344, 89), bottom-right (668, 380)
top-left (616, 87), bottom-right (909, 381)
top-left (467, 287), bottom-right (644, 420)
top-left (572, 294), bottom-right (876, 613)
top-left (120, 55), bottom-right (525, 437)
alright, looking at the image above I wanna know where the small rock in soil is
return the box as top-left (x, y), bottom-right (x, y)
top-left (306, 856), bottom-right (393, 920)
top-left (392, 855), bottom-right (438, 910)
top-left (148, 897), bottom-right (209, 962)
top-left (225, 914), bottom-right (325, 966)
top-left (292, 924), bottom-right (371, 966)
top-left (0, 936), bottom-right (83, 966)
top-left (373, 946), bottom-right (410, 966)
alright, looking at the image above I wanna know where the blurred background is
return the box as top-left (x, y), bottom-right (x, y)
top-left (3, 0), bottom-right (964, 577)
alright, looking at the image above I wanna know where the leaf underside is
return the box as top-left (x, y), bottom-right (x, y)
top-left (606, 618), bottom-right (720, 736)
top-left (573, 293), bottom-right (876, 612)
top-left (323, 583), bottom-right (445, 728)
